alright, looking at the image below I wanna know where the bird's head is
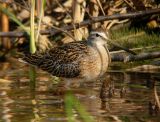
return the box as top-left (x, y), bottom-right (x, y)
top-left (88, 31), bottom-right (109, 46)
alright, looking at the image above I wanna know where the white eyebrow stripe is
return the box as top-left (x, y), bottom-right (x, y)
top-left (90, 31), bottom-right (108, 39)
top-left (90, 31), bottom-right (102, 35)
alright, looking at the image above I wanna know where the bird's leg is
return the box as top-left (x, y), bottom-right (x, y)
top-left (108, 80), bottom-right (115, 97)
top-left (52, 79), bottom-right (67, 95)
top-left (119, 73), bottom-right (129, 98)
top-left (52, 78), bottom-right (80, 95)
top-left (99, 76), bottom-right (113, 111)
top-left (120, 87), bottom-right (126, 98)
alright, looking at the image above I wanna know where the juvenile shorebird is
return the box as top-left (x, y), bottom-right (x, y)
top-left (23, 31), bottom-right (111, 86)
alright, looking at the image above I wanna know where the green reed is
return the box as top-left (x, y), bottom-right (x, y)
top-left (65, 91), bottom-right (95, 122)
top-left (0, 4), bottom-right (29, 33)
top-left (0, 1), bottom-right (38, 89)
top-left (29, 0), bottom-right (36, 89)
top-left (29, 0), bottom-right (46, 89)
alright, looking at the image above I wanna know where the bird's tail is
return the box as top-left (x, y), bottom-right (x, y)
top-left (20, 53), bottom-right (44, 66)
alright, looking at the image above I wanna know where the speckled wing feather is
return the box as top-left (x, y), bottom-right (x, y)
top-left (23, 41), bottom-right (88, 78)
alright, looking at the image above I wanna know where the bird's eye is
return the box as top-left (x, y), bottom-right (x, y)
top-left (96, 33), bottom-right (100, 37)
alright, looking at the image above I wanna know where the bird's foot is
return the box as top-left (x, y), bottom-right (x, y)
top-left (120, 87), bottom-right (126, 98)
top-left (52, 84), bottom-right (68, 96)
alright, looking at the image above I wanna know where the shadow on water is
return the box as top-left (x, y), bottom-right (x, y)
top-left (0, 60), bottom-right (160, 122)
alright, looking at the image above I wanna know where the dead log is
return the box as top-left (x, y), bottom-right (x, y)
top-left (111, 51), bottom-right (160, 62)
top-left (0, 8), bottom-right (160, 37)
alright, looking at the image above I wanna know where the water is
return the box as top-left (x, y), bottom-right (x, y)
top-left (0, 61), bottom-right (160, 122)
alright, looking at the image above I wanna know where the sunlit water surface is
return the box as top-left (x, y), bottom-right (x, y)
top-left (0, 61), bottom-right (160, 122)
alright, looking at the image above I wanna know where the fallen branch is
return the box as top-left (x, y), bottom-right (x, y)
top-left (0, 8), bottom-right (160, 37)
top-left (111, 51), bottom-right (160, 62)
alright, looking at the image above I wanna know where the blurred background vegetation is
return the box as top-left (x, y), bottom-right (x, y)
top-left (0, 0), bottom-right (160, 59)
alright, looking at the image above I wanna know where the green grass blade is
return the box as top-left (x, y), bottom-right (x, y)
top-left (65, 92), bottom-right (95, 122)
top-left (29, 0), bottom-right (37, 89)
top-left (65, 92), bottom-right (76, 122)
top-left (72, 96), bottom-right (95, 122)
top-left (0, 4), bottom-right (29, 34)
top-left (30, 0), bottom-right (36, 53)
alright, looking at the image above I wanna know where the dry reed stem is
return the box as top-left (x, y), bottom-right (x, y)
top-left (72, 0), bottom-right (86, 41)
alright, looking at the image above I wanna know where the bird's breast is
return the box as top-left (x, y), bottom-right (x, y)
top-left (79, 45), bottom-right (110, 81)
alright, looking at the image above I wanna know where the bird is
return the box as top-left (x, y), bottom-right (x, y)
top-left (22, 30), bottom-right (111, 87)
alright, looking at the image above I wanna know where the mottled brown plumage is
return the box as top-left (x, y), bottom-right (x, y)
top-left (24, 41), bottom-right (88, 77)
top-left (23, 31), bottom-right (111, 83)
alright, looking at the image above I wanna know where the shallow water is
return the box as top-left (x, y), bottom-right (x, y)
top-left (0, 61), bottom-right (160, 122)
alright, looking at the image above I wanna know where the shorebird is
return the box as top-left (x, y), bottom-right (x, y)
top-left (23, 30), bottom-right (111, 86)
